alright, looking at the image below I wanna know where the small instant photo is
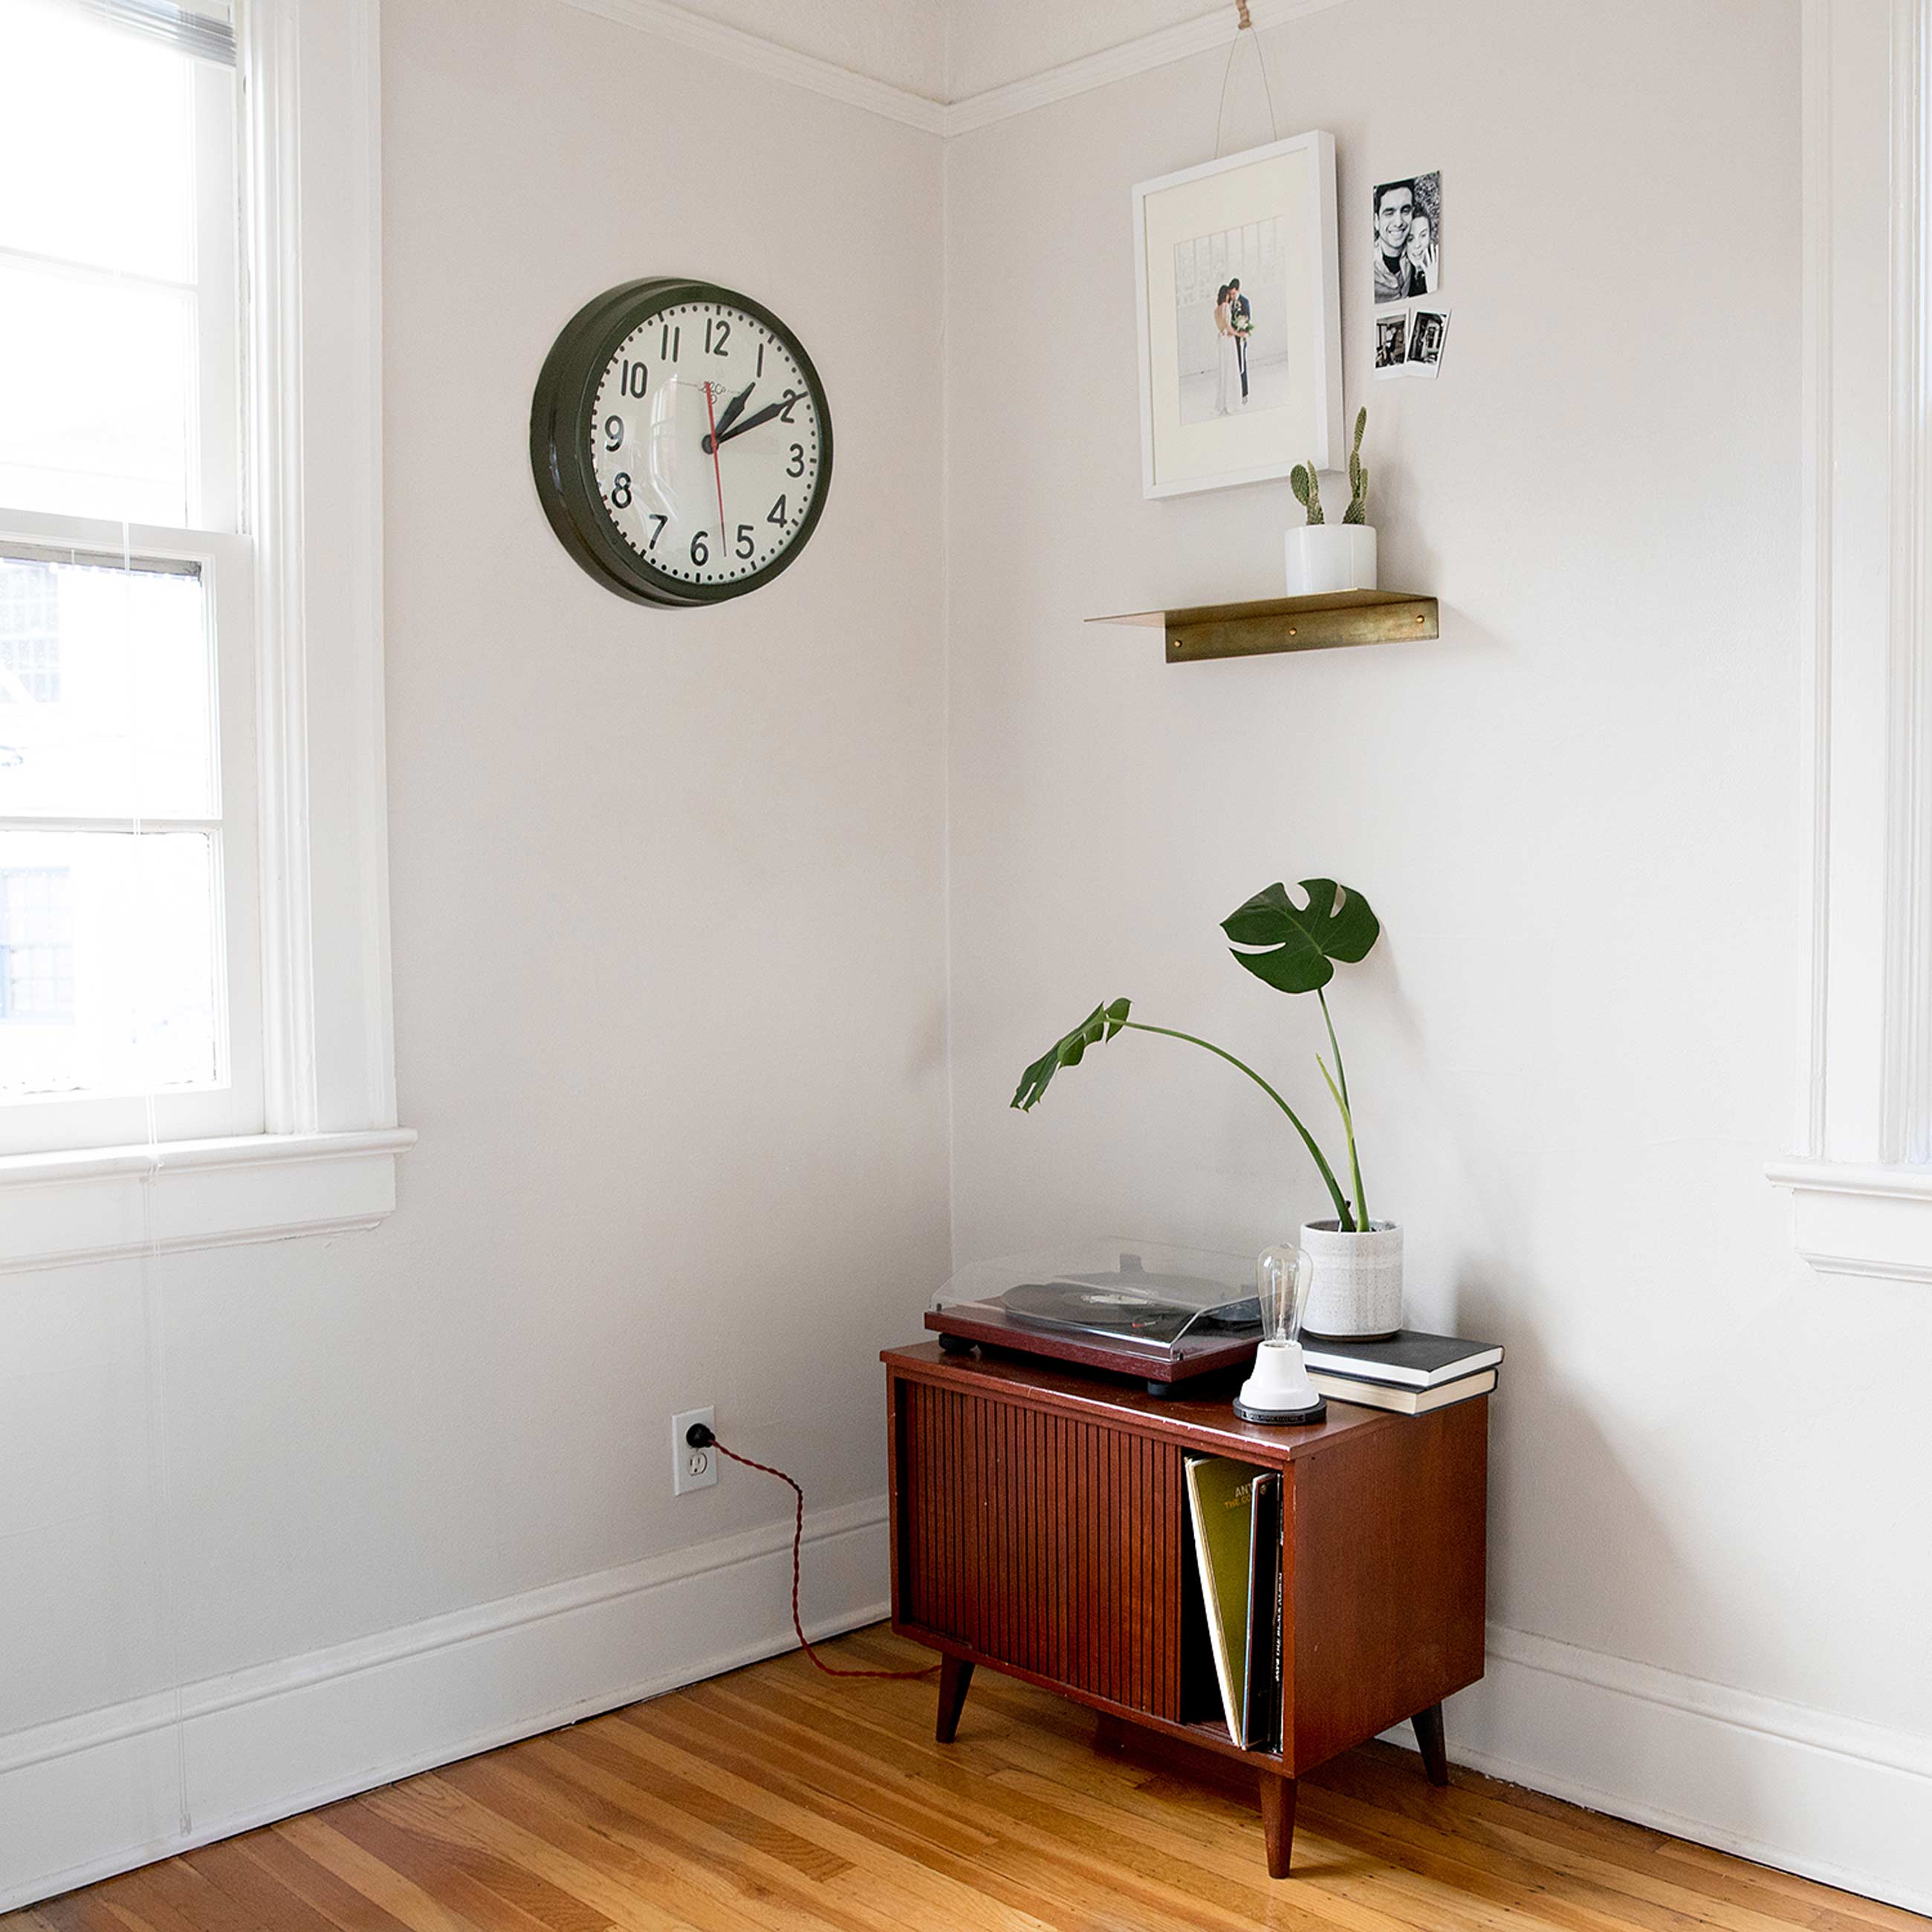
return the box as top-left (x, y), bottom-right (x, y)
top-left (1406, 305), bottom-right (1450, 377)
top-left (1373, 310), bottom-right (1410, 378)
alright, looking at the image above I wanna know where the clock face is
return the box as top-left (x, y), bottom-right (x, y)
top-left (530, 279), bottom-right (833, 606)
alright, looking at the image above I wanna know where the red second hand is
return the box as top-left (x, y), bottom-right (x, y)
top-left (704, 381), bottom-right (727, 568)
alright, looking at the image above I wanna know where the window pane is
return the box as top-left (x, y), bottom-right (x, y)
top-left (0, 550), bottom-right (215, 820)
top-left (0, 829), bottom-right (218, 1100)
top-left (0, 2), bottom-right (197, 282)
top-left (0, 265), bottom-right (198, 526)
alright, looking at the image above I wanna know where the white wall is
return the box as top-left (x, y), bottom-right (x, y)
top-left (942, 0), bottom-right (1932, 1910)
top-left (0, 0), bottom-right (949, 1907)
top-left (8, 0), bottom-right (1932, 1916)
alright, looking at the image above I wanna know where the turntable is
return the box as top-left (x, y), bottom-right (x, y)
top-left (924, 1242), bottom-right (1262, 1395)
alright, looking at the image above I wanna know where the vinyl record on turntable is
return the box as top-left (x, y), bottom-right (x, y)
top-left (1001, 1280), bottom-right (1199, 1343)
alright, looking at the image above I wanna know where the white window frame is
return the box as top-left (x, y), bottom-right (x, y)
top-left (0, 0), bottom-right (412, 1272)
top-left (1768, 0), bottom-right (1932, 1280)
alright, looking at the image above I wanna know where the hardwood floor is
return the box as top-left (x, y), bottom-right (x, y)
top-left (7, 1624), bottom-right (1922, 1932)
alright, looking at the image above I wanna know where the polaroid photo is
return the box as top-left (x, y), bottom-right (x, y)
top-left (1372, 170), bottom-right (1441, 308)
top-left (1373, 309), bottom-right (1410, 379)
top-left (1406, 305), bottom-right (1450, 377)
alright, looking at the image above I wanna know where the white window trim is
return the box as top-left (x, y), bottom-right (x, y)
top-left (1771, 0), bottom-right (1932, 1281)
top-left (0, 0), bottom-right (413, 1272)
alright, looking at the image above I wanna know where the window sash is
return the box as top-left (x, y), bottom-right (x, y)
top-left (0, 507), bottom-right (259, 1153)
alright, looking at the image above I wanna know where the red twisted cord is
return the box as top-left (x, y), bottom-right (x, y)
top-left (706, 1437), bottom-right (939, 1680)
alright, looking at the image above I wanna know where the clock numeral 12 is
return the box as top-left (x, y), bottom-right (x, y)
top-left (705, 316), bottom-right (731, 355)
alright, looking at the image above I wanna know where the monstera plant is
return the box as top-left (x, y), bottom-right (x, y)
top-left (1011, 878), bottom-right (1381, 1233)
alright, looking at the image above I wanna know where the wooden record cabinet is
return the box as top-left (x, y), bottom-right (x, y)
top-left (882, 1342), bottom-right (1488, 1877)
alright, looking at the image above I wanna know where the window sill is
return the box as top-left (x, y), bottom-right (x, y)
top-left (1765, 1158), bottom-right (1932, 1283)
top-left (0, 1127), bottom-right (415, 1276)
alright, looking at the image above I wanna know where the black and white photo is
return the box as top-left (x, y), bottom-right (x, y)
top-left (1372, 170), bottom-right (1441, 305)
top-left (1133, 132), bottom-right (1343, 497)
top-left (1374, 310), bottom-right (1409, 377)
top-left (1407, 305), bottom-right (1450, 377)
top-left (1173, 219), bottom-right (1291, 426)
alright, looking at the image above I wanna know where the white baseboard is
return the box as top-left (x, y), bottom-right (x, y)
top-left (10, 1536), bottom-right (1928, 1920)
top-left (0, 1495), bottom-right (890, 1915)
top-left (1381, 1622), bottom-right (1932, 1916)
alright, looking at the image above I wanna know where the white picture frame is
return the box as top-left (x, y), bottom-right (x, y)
top-left (1132, 131), bottom-right (1343, 500)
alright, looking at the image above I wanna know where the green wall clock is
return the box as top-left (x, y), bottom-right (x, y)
top-left (529, 278), bottom-right (834, 606)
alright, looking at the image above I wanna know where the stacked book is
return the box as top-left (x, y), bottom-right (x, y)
top-left (1301, 1329), bottom-right (1502, 1414)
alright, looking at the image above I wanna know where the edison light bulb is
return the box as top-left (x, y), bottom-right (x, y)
top-left (1233, 1245), bottom-right (1326, 1424)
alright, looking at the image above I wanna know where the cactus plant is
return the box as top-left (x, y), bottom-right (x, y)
top-left (1343, 406), bottom-right (1369, 525)
top-left (1289, 462), bottom-right (1325, 525)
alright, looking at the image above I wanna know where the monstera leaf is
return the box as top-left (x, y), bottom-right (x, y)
top-left (1011, 999), bottom-right (1132, 1110)
top-left (1222, 878), bottom-right (1379, 996)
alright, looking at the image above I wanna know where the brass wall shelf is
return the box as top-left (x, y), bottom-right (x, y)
top-left (1091, 590), bottom-right (1439, 664)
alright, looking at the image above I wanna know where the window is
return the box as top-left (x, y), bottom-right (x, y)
top-left (0, 868), bottom-right (74, 1027)
top-left (0, 0), bottom-right (409, 1271)
top-left (0, 0), bottom-right (260, 1155)
top-left (0, 560), bottom-right (62, 704)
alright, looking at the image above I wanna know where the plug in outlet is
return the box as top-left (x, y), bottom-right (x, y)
top-left (672, 1407), bottom-right (717, 1495)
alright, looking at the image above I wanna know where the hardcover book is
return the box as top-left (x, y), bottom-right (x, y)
top-left (1300, 1329), bottom-right (1503, 1389)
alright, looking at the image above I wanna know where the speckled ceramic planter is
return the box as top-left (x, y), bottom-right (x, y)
top-left (1299, 1219), bottom-right (1404, 1339)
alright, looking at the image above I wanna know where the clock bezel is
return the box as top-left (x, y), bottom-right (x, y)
top-left (529, 277), bottom-right (834, 608)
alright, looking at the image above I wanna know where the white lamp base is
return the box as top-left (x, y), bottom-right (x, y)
top-left (1233, 1340), bottom-right (1326, 1425)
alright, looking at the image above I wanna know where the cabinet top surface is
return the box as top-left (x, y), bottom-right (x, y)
top-left (883, 1341), bottom-right (1413, 1463)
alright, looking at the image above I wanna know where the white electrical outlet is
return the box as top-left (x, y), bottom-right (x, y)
top-left (671, 1406), bottom-right (717, 1495)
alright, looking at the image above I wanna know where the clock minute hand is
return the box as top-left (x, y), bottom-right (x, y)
top-left (704, 380), bottom-right (755, 452)
top-left (710, 392), bottom-right (799, 449)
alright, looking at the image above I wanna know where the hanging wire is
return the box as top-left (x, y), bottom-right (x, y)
top-left (1214, 0), bottom-right (1281, 158)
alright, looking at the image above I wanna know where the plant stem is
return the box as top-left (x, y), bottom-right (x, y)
top-left (1121, 1020), bottom-right (1355, 1229)
top-left (1317, 989), bottom-right (1368, 1228)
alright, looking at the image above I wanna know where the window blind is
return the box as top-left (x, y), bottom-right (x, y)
top-left (62, 0), bottom-right (234, 66)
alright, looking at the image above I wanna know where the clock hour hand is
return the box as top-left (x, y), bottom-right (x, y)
top-left (703, 380), bottom-right (755, 451)
top-left (708, 391), bottom-right (800, 450)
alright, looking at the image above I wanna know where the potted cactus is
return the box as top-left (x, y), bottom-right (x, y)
top-left (1283, 406), bottom-right (1377, 596)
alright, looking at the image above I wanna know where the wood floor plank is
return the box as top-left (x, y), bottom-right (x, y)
top-left (161, 1838), bottom-right (346, 1932)
top-left (4, 1626), bottom-right (1919, 1932)
top-left (603, 1696), bottom-right (1278, 1932)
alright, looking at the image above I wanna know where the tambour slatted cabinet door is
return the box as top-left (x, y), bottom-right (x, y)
top-left (884, 1343), bottom-right (1488, 1880)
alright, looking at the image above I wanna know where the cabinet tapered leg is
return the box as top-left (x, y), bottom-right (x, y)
top-left (935, 1655), bottom-right (974, 1743)
top-left (1259, 1774), bottom-right (1297, 1878)
top-left (1412, 1702), bottom-right (1449, 1786)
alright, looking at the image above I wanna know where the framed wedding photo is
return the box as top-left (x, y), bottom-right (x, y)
top-left (1132, 131), bottom-right (1343, 500)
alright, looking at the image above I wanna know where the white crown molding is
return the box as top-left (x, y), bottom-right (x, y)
top-left (559, 0), bottom-right (947, 132)
top-left (557, 0), bottom-right (1350, 139)
top-left (943, 0), bottom-right (1349, 137)
top-left (0, 1492), bottom-right (889, 1912)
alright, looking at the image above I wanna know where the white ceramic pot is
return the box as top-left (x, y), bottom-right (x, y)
top-left (1283, 523), bottom-right (1377, 597)
top-left (1298, 1219), bottom-right (1404, 1338)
